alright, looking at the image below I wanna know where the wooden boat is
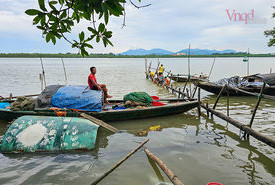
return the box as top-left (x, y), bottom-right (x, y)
top-left (195, 73), bottom-right (275, 96)
top-left (0, 99), bottom-right (199, 122)
top-left (168, 74), bottom-right (208, 82)
top-left (0, 116), bottom-right (99, 153)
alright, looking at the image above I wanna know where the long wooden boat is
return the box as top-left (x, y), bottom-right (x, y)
top-left (195, 81), bottom-right (275, 96)
top-left (168, 74), bottom-right (208, 82)
top-left (0, 99), bottom-right (198, 122)
top-left (195, 73), bottom-right (275, 96)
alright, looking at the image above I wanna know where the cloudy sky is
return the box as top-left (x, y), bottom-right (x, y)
top-left (0, 0), bottom-right (274, 54)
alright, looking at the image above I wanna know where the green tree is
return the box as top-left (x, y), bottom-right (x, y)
top-left (25, 0), bottom-right (150, 56)
top-left (264, 6), bottom-right (275, 47)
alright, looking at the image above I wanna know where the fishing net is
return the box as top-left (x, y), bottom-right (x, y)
top-left (10, 96), bottom-right (35, 111)
top-left (123, 92), bottom-right (153, 107)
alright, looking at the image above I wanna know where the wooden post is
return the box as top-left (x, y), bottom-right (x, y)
top-left (227, 86), bottom-right (230, 116)
top-left (171, 84), bottom-right (174, 94)
top-left (212, 85), bottom-right (226, 110)
top-left (76, 111), bottom-right (119, 133)
top-left (197, 88), bottom-right (201, 116)
top-left (208, 56), bottom-right (216, 79)
top-left (145, 58), bottom-right (148, 79)
top-left (186, 89), bottom-right (190, 99)
top-left (206, 102), bottom-right (209, 117)
top-left (144, 148), bottom-right (185, 185)
top-left (39, 73), bottom-right (44, 91)
top-left (178, 88), bottom-right (181, 98)
top-left (61, 58), bottom-right (68, 85)
top-left (191, 85), bottom-right (198, 98)
top-left (91, 139), bottom-right (149, 185)
top-left (249, 83), bottom-right (266, 128)
top-left (200, 103), bottom-right (275, 148)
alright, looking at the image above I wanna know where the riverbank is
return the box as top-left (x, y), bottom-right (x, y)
top-left (0, 53), bottom-right (274, 58)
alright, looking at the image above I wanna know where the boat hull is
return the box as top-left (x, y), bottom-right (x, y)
top-left (0, 100), bottom-right (199, 122)
top-left (169, 75), bottom-right (206, 82)
top-left (195, 82), bottom-right (275, 96)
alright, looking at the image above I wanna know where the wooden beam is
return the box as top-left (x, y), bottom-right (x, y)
top-left (144, 148), bottom-right (184, 185)
top-left (91, 139), bottom-right (149, 185)
top-left (249, 83), bottom-right (266, 127)
top-left (212, 85), bottom-right (226, 110)
top-left (201, 103), bottom-right (275, 148)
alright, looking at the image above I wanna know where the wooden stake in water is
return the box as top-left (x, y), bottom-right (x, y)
top-left (40, 57), bottom-right (46, 88)
top-left (145, 148), bottom-right (185, 185)
top-left (249, 83), bottom-right (266, 127)
top-left (247, 48), bottom-right (250, 76)
top-left (188, 44), bottom-right (192, 94)
top-left (208, 56), bottom-right (216, 79)
top-left (197, 87), bottom-right (201, 116)
top-left (91, 139), bottom-right (149, 185)
top-left (61, 58), bottom-right (68, 85)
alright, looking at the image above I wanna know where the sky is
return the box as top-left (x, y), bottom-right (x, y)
top-left (0, 0), bottom-right (274, 54)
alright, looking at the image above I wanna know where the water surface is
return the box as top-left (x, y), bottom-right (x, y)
top-left (0, 57), bottom-right (274, 185)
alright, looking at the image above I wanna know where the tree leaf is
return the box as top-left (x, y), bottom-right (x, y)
top-left (38, 0), bottom-right (47, 11)
top-left (79, 31), bottom-right (85, 42)
top-left (25, 9), bottom-right (41, 16)
top-left (98, 23), bottom-right (105, 32)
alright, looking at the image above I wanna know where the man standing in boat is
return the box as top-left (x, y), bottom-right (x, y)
top-left (88, 66), bottom-right (112, 103)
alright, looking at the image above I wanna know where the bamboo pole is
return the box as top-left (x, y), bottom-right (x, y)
top-left (191, 85), bottom-right (198, 98)
top-left (197, 88), bottom-right (201, 116)
top-left (249, 83), bottom-right (266, 127)
top-left (187, 44), bottom-right (192, 94)
top-left (144, 148), bottom-right (184, 185)
top-left (91, 139), bottom-right (149, 185)
top-left (3, 93), bottom-right (40, 100)
top-left (227, 86), bottom-right (230, 117)
top-left (206, 102), bottom-right (209, 117)
top-left (146, 155), bottom-right (165, 182)
top-left (247, 48), bottom-right (250, 76)
top-left (61, 58), bottom-right (68, 85)
top-left (200, 103), bottom-right (275, 148)
top-left (229, 86), bottom-right (275, 101)
top-left (40, 57), bottom-right (46, 88)
top-left (75, 111), bottom-right (118, 133)
top-left (208, 56), bottom-right (216, 79)
top-left (212, 85), bottom-right (226, 110)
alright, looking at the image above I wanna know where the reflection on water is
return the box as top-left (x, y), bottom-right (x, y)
top-left (0, 58), bottom-right (274, 185)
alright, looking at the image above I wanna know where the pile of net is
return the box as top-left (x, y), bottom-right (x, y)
top-left (10, 96), bottom-right (35, 111)
top-left (123, 92), bottom-right (153, 108)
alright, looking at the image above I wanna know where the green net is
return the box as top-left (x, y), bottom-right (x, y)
top-left (123, 92), bottom-right (153, 107)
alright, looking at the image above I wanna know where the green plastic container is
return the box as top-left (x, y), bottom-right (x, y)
top-left (0, 116), bottom-right (99, 153)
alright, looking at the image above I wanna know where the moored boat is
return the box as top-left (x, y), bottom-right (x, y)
top-left (0, 99), bottom-right (198, 122)
top-left (168, 74), bottom-right (208, 82)
top-left (195, 73), bottom-right (275, 96)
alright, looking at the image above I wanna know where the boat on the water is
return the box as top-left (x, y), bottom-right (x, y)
top-left (168, 74), bottom-right (208, 82)
top-left (195, 73), bottom-right (275, 96)
top-left (0, 85), bottom-right (198, 122)
top-left (0, 99), bottom-right (198, 122)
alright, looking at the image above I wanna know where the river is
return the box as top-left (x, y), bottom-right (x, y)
top-left (0, 57), bottom-right (274, 185)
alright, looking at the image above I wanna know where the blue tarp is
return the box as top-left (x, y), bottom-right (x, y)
top-left (0, 102), bottom-right (10, 110)
top-left (51, 86), bottom-right (102, 111)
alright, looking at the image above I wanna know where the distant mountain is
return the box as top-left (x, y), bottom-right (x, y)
top-left (119, 48), bottom-right (237, 55)
top-left (120, 48), bottom-right (173, 56)
top-left (176, 49), bottom-right (237, 55)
